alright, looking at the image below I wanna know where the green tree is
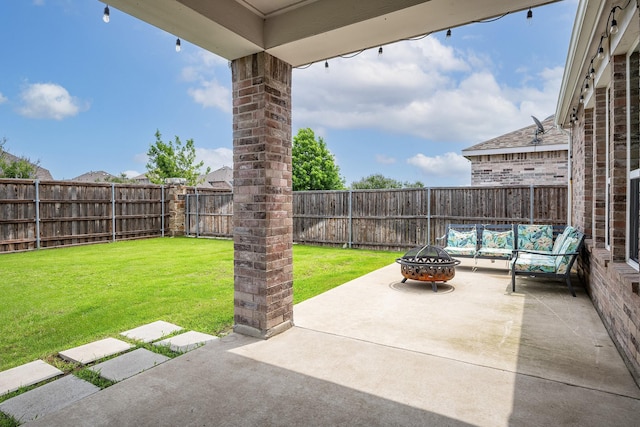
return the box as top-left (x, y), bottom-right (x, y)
top-left (106, 173), bottom-right (136, 184)
top-left (145, 130), bottom-right (210, 186)
top-left (352, 174), bottom-right (402, 189)
top-left (351, 174), bottom-right (425, 189)
top-left (0, 137), bottom-right (39, 179)
top-left (292, 128), bottom-right (345, 191)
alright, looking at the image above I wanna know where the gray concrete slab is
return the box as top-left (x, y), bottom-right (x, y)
top-left (0, 375), bottom-right (98, 424)
top-left (0, 360), bottom-right (62, 396)
top-left (22, 261), bottom-right (640, 426)
top-left (153, 331), bottom-right (218, 353)
top-left (88, 348), bottom-right (169, 382)
top-left (59, 338), bottom-right (134, 365)
top-left (120, 320), bottom-right (183, 343)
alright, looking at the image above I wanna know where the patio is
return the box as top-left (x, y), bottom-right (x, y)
top-left (26, 259), bottom-right (640, 426)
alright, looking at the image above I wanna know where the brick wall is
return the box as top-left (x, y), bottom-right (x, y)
top-left (469, 150), bottom-right (568, 186)
top-left (231, 52), bottom-right (294, 338)
top-left (572, 51), bottom-right (640, 384)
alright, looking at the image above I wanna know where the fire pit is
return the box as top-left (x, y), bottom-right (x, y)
top-left (395, 245), bottom-right (460, 292)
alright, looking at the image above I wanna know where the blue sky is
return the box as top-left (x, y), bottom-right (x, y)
top-left (0, 0), bottom-right (578, 186)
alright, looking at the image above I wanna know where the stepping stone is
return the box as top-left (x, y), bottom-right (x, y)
top-left (59, 338), bottom-right (134, 365)
top-left (154, 331), bottom-right (218, 353)
top-left (120, 320), bottom-right (183, 343)
top-left (0, 375), bottom-right (99, 423)
top-left (0, 360), bottom-right (63, 396)
top-left (88, 348), bottom-right (169, 382)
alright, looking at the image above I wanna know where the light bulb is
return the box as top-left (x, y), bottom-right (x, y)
top-left (610, 19), bottom-right (618, 35)
top-left (176, 38), bottom-right (181, 52)
top-left (579, 95), bottom-right (584, 104)
top-left (378, 46), bottom-right (383, 56)
top-left (103, 5), bottom-right (110, 23)
top-left (526, 8), bottom-right (533, 22)
top-left (324, 61), bottom-right (329, 73)
top-left (446, 29), bottom-right (451, 39)
top-left (589, 67), bottom-right (595, 79)
top-left (597, 46), bottom-right (604, 60)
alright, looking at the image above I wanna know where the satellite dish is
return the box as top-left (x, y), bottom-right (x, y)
top-left (531, 115), bottom-right (545, 144)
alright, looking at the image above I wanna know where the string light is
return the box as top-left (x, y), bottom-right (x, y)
top-left (378, 46), bottom-right (383, 56)
top-left (526, 8), bottom-right (532, 22)
top-left (175, 38), bottom-right (181, 52)
top-left (596, 45), bottom-right (604, 60)
top-left (446, 29), bottom-right (451, 39)
top-left (324, 60), bottom-right (329, 73)
top-left (103, 5), bottom-right (110, 23)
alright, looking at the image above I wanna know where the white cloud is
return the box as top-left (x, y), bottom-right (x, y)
top-left (196, 147), bottom-right (233, 172)
top-left (406, 152), bottom-right (471, 185)
top-left (181, 51), bottom-right (231, 113)
top-left (292, 37), bottom-right (563, 144)
top-left (18, 83), bottom-right (86, 120)
top-left (0, 93), bottom-right (7, 104)
top-left (33, 0), bottom-right (45, 5)
top-left (376, 154), bottom-right (396, 165)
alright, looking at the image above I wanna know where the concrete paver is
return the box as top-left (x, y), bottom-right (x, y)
top-left (0, 360), bottom-right (62, 396)
top-left (0, 375), bottom-right (98, 424)
top-left (153, 331), bottom-right (218, 353)
top-left (120, 320), bottom-right (183, 343)
top-left (59, 338), bottom-right (134, 365)
top-left (88, 348), bottom-right (169, 382)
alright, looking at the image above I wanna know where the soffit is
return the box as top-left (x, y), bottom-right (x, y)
top-left (105, 0), bottom-right (562, 67)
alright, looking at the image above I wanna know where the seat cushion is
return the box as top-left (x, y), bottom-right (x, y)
top-left (517, 225), bottom-right (553, 251)
top-left (444, 246), bottom-right (477, 256)
top-left (511, 252), bottom-right (556, 273)
top-left (477, 247), bottom-right (512, 258)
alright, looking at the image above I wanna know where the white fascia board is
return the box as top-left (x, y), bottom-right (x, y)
top-left (462, 144), bottom-right (568, 158)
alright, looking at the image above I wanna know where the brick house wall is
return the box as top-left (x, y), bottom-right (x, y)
top-left (572, 52), bottom-right (640, 385)
top-left (468, 150), bottom-right (568, 186)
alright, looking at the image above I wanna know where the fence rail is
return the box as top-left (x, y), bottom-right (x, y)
top-left (0, 179), bottom-right (168, 252)
top-left (185, 185), bottom-right (568, 251)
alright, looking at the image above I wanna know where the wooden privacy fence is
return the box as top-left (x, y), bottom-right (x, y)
top-left (186, 185), bottom-right (568, 251)
top-left (0, 179), bottom-right (168, 252)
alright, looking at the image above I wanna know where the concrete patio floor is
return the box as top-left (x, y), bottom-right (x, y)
top-left (26, 259), bottom-right (640, 426)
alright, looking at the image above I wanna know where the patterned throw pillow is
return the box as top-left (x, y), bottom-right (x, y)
top-left (481, 229), bottom-right (514, 249)
top-left (517, 225), bottom-right (553, 251)
top-left (447, 228), bottom-right (477, 248)
top-left (555, 236), bottom-right (580, 274)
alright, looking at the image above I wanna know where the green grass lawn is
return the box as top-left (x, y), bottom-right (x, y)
top-left (0, 237), bottom-right (400, 371)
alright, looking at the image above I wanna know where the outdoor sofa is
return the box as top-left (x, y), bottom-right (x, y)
top-left (438, 223), bottom-right (585, 296)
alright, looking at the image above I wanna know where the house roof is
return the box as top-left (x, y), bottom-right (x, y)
top-left (70, 171), bottom-right (118, 182)
top-left (107, 0), bottom-right (562, 68)
top-left (461, 115), bottom-right (568, 157)
top-left (0, 151), bottom-right (54, 180)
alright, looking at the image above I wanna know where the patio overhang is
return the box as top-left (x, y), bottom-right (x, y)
top-left (556, 0), bottom-right (640, 128)
top-left (104, 0), bottom-right (562, 67)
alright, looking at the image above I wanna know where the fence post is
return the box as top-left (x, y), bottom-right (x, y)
top-left (348, 190), bottom-right (353, 248)
top-left (195, 189), bottom-right (200, 238)
top-left (161, 185), bottom-right (165, 237)
top-left (34, 180), bottom-right (40, 249)
top-left (111, 183), bottom-right (116, 242)
top-left (185, 194), bottom-right (190, 236)
top-left (530, 184), bottom-right (534, 224)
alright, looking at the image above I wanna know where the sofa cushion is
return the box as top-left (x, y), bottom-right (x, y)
top-left (555, 236), bottom-right (580, 274)
top-left (511, 252), bottom-right (556, 273)
top-left (477, 247), bottom-right (512, 258)
top-left (446, 228), bottom-right (477, 249)
top-left (517, 225), bottom-right (553, 251)
top-left (481, 229), bottom-right (514, 249)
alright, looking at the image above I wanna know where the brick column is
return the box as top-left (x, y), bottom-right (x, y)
top-left (611, 54), bottom-right (628, 261)
top-left (593, 87), bottom-right (607, 247)
top-left (231, 52), bottom-right (293, 339)
top-left (167, 185), bottom-right (187, 237)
